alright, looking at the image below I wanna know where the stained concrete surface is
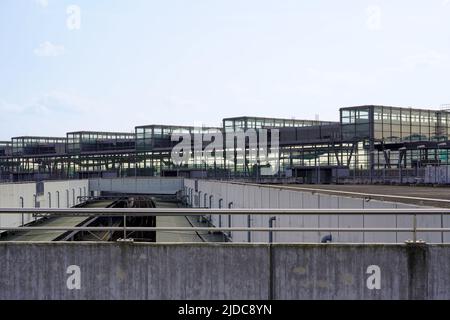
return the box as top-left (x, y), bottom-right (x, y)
top-left (0, 242), bottom-right (448, 300)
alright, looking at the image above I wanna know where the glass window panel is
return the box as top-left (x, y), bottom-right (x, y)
top-left (342, 110), bottom-right (350, 118)
top-left (358, 110), bottom-right (369, 120)
top-left (391, 110), bottom-right (401, 122)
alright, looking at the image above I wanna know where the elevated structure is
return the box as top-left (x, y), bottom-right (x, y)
top-left (66, 131), bottom-right (136, 179)
top-left (223, 116), bottom-right (335, 131)
top-left (135, 124), bottom-right (221, 176)
top-left (66, 131), bottom-right (135, 154)
top-left (11, 136), bottom-right (66, 156)
top-left (0, 141), bottom-right (11, 156)
top-left (341, 105), bottom-right (450, 172)
top-left (0, 106), bottom-right (449, 183)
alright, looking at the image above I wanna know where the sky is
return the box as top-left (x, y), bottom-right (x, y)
top-left (1, 0), bottom-right (450, 139)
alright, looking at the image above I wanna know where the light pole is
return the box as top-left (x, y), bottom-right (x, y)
top-left (368, 150), bottom-right (376, 183)
top-left (398, 147), bottom-right (407, 184)
top-left (417, 145), bottom-right (426, 184)
top-left (383, 149), bottom-right (390, 184)
top-left (317, 155), bottom-right (321, 184)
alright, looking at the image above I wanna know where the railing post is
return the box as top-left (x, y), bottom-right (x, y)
top-left (413, 213), bottom-right (417, 243)
top-left (123, 214), bottom-right (127, 240)
top-left (247, 214), bottom-right (251, 243)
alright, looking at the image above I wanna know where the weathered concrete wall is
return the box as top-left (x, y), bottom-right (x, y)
top-left (89, 177), bottom-right (184, 195)
top-left (0, 243), bottom-right (448, 300)
top-left (273, 244), bottom-right (450, 300)
top-left (184, 180), bottom-right (449, 244)
top-left (0, 243), bottom-right (269, 300)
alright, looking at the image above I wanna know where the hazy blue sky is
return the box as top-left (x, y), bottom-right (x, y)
top-left (1, 0), bottom-right (450, 139)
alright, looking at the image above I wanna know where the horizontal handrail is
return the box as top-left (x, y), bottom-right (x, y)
top-left (1, 208), bottom-right (449, 243)
top-left (1, 208), bottom-right (450, 216)
top-left (0, 226), bottom-right (449, 232)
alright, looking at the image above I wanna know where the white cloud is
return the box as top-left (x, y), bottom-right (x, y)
top-left (403, 50), bottom-right (449, 69)
top-left (0, 92), bottom-right (102, 116)
top-left (0, 92), bottom-right (124, 137)
top-left (366, 5), bottom-right (382, 31)
top-left (34, 41), bottom-right (65, 57)
top-left (306, 68), bottom-right (376, 87)
top-left (34, 0), bottom-right (49, 8)
top-left (372, 50), bottom-right (450, 84)
top-left (0, 99), bottom-right (25, 113)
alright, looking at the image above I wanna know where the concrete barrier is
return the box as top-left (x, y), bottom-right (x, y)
top-left (0, 178), bottom-right (183, 230)
top-left (184, 180), bottom-right (450, 244)
top-left (0, 243), bottom-right (449, 300)
top-left (273, 244), bottom-right (450, 300)
top-left (0, 180), bottom-right (89, 230)
top-left (0, 243), bottom-right (269, 300)
top-left (0, 182), bottom-right (36, 229)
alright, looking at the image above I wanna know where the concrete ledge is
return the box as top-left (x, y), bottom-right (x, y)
top-left (0, 242), bottom-right (449, 300)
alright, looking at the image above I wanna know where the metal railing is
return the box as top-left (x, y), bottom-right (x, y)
top-left (1, 208), bottom-right (450, 243)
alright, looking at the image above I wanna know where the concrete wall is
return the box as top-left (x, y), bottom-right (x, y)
top-left (0, 178), bottom-right (182, 230)
top-left (0, 182), bottom-right (37, 229)
top-left (184, 180), bottom-right (449, 244)
top-left (89, 177), bottom-right (184, 195)
top-left (42, 180), bottom-right (89, 209)
top-left (0, 180), bottom-right (89, 231)
top-left (0, 243), bottom-right (269, 300)
top-left (273, 244), bottom-right (450, 300)
top-left (0, 242), bottom-right (448, 300)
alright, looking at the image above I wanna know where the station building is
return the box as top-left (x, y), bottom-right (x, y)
top-left (1, 105), bottom-right (449, 183)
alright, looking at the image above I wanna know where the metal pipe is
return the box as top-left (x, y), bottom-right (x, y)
top-left (247, 215), bottom-right (251, 243)
top-left (269, 217), bottom-right (276, 243)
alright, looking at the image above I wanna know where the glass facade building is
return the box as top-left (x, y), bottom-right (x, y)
top-left (340, 106), bottom-right (450, 171)
top-left (223, 116), bottom-right (335, 132)
top-left (222, 117), bottom-right (338, 176)
top-left (65, 131), bottom-right (136, 178)
top-left (0, 105), bottom-right (449, 182)
top-left (135, 125), bottom-right (223, 175)
top-left (11, 136), bottom-right (66, 156)
top-left (341, 106), bottom-right (450, 142)
top-left (67, 131), bottom-right (135, 154)
top-left (0, 141), bottom-right (11, 157)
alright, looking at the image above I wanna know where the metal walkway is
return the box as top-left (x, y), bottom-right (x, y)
top-left (154, 200), bottom-right (204, 242)
top-left (4, 200), bottom-right (114, 242)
